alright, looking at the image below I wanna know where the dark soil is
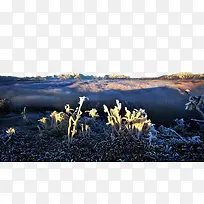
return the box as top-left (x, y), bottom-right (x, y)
top-left (0, 114), bottom-right (204, 162)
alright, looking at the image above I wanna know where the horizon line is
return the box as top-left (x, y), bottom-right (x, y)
top-left (0, 71), bottom-right (204, 79)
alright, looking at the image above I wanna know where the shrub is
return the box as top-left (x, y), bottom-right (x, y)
top-left (185, 90), bottom-right (204, 118)
top-left (103, 99), bottom-right (158, 142)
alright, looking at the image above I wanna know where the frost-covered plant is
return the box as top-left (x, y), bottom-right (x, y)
top-left (6, 128), bottom-right (15, 136)
top-left (37, 125), bottom-right (43, 137)
top-left (85, 108), bottom-right (99, 119)
top-left (103, 100), bottom-right (156, 142)
top-left (173, 118), bottom-right (185, 132)
top-left (38, 117), bottom-right (49, 129)
top-left (50, 111), bottom-right (58, 128)
top-left (190, 136), bottom-right (202, 144)
top-left (158, 125), bottom-right (186, 142)
top-left (147, 127), bottom-right (158, 145)
top-left (65, 104), bottom-right (74, 115)
top-left (36, 96), bottom-right (90, 145)
top-left (1, 128), bottom-right (16, 144)
top-left (185, 89), bottom-right (204, 118)
top-left (81, 123), bottom-right (90, 136)
top-left (21, 107), bottom-right (29, 123)
top-left (50, 111), bottom-right (68, 130)
top-left (103, 100), bottom-right (122, 130)
top-left (123, 107), bottom-right (153, 139)
top-left (67, 96), bottom-right (89, 144)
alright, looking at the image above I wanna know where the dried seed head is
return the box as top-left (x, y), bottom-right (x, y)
top-left (38, 117), bottom-right (48, 124)
top-left (65, 104), bottom-right (74, 114)
top-left (6, 128), bottom-right (15, 135)
top-left (79, 96), bottom-right (89, 105)
top-left (103, 105), bottom-right (109, 113)
top-left (86, 108), bottom-right (99, 118)
top-left (185, 89), bottom-right (191, 95)
top-left (116, 100), bottom-right (121, 110)
top-left (85, 125), bottom-right (89, 131)
top-left (50, 111), bottom-right (58, 119)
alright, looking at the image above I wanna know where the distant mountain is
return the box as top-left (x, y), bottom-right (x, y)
top-left (0, 72), bottom-right (203, 81)
top-left (158, 72), bottom-right (204, 80)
